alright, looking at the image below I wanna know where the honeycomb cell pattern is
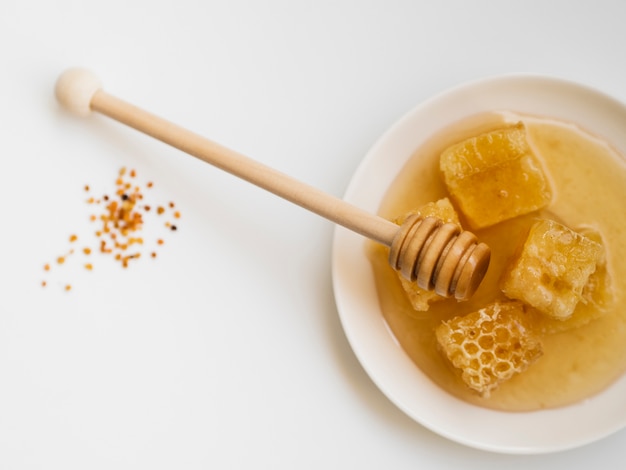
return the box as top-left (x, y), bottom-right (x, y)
top-left (435, 301), bottom-right (543, 397)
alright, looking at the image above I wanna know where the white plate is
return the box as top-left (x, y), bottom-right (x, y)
top-left (331, 75), bottom-right (626, 454)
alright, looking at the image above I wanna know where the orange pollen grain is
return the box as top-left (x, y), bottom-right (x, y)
top-left (45, 167), bottom-right (178, 283)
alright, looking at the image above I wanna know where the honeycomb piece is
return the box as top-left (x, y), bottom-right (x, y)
top-left (578, 227), bottom-right (613, 311)
top-left (440, 123), bottom-right (551, 229)
top-left (393, 198), bottom-right (461, 311)
top-left (501, 219), bottom-right (603, 320)
top-left (532, 227), bottom-right (613, 333)
top-left (435, 301), bottom-right (543, 397)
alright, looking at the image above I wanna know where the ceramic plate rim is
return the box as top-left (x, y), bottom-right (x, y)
top-left (331, 74), bottom-right (626, 454)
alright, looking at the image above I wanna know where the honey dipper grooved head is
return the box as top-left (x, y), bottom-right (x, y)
top-left (55, 68), bottom-right (102, 116)
top-left (389, 216), bottom-right (490, 301)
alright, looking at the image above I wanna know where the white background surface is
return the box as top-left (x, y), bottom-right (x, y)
top-left (1, 0), bottom-right (625, 468)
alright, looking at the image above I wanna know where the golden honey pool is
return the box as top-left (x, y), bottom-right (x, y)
top-left (332, 75), bottom-right (626, 453)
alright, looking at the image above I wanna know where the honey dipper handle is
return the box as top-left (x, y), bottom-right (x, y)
top-left (55, 68), bottom-right (491, 301)
top-left (90, 91), bottom-right (398, 246)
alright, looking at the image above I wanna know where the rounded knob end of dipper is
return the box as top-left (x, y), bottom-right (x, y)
top-left (389, 215), bottom-right (491, 301)
top-left (55, 68), bottom-right (102, 116)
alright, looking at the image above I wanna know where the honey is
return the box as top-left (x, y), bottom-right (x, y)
top-left (440, 123), bottom-right (552, 229)
top-left (368, 112), bottom-right (626, 411)
top-left (435, 300), bottom-right (543, 397)
top-left (501, 219), bottom-right (604, 320)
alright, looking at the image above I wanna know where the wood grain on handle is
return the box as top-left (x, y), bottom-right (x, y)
top-left (91, 90), bottom-right (400, 247)
top-left (55, 68), bottom-right (491, 300)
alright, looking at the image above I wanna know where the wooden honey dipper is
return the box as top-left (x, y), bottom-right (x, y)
top-left (54, 68), bottom-right (491, 301)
